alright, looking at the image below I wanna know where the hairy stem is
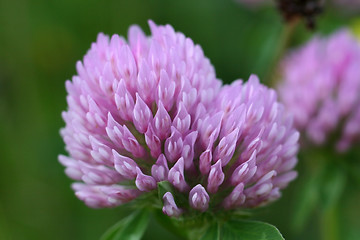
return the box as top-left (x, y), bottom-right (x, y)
top-left (267, 18), bottom-right (299, 87)
top-left (320, 204), bottom-right (339, 240)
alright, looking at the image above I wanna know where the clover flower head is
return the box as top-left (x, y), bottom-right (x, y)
top-left (278, 29), bottom-right (360, 152)
top-left (59, 21), bottom-right (299, 217)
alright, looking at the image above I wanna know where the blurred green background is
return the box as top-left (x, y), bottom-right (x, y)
top-left (0, 0), bottom-right (359, 239)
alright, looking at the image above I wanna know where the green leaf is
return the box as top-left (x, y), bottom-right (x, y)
top-left (320, 165), bottom-right (346, 210)
top-left (153, 209), bottom-right (187, 240)
top-left (100, 209), bottom-right (150, 240)
top-left (291, 172), bottom-right (321, 232)
top-left (221, 220), bottom-right (284, 240)
top-left (197, 220), bottom-right (284, 240)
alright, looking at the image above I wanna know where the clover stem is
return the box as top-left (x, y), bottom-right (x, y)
top-left (320, 204), bottom-right (339, 240)
top-left (267, 18), bottom-right (299, 87)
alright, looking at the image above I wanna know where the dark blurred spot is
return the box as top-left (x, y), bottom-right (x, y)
top-left (276, 0), bottom-right (325, 29)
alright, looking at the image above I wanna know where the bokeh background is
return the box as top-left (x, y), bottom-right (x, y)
top-left (0, 0), bottom-right (359, 239)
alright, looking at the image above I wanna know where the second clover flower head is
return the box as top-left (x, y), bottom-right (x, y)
top-left (278, 29), bottom-right (360, 152)
top-left (59, 20), bottom-right (299, 217)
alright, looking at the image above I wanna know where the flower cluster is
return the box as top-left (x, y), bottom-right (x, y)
top-left (237, 0), bottom-right (360, 12)
top-left (276, 0), bottom-right (324, 29)
top-left (59, 21), bottom-right (299, 216)
top-left (278, 30), bottom-right (360, 152)
top-left (236, 0), bottom-right (324, 29)
top-left (333, 0), bottom-right (360, 12)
